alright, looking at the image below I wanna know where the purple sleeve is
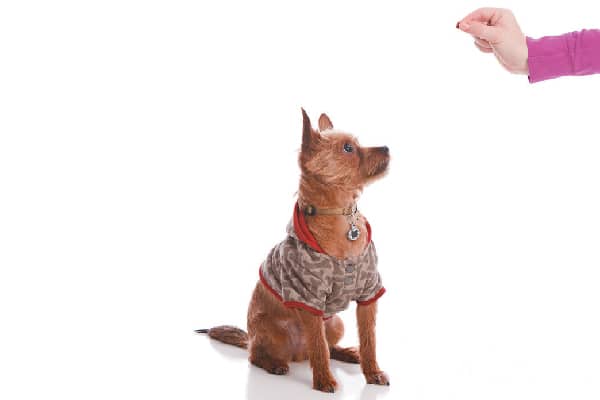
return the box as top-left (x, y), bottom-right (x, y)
top-left (526, 29), bottom-right (600, 83)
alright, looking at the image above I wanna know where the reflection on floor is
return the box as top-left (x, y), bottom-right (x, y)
top-left (201, 335), bottom-right (391, 400)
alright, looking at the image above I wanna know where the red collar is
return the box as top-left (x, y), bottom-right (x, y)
top-left (292, 202), bottom-right (372, 254)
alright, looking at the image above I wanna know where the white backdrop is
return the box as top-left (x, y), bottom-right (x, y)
top-left (1, 1), bottom-right (599, 399)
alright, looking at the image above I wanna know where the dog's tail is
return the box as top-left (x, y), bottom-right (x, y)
top-left (195, 325), bottom-right (248, 349)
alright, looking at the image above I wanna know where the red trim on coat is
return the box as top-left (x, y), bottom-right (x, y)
top-left (356, 287), bottom-right (386, 306)
top-left (259, 268), bottom-right (283, 301)
top-left (283, 301), bottom-right (324, 317)
top-left (293, 203), bottom-right (325, 253)
top-left (293, 202), bottom-right (372, 253)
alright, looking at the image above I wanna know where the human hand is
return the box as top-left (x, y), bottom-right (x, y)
top-left (457, 8), bottom-right (529, 74)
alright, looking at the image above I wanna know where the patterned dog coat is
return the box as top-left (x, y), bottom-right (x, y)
top-left (259, 203), bottom-right (385, 318)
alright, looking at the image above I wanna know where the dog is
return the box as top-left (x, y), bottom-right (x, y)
top-left (197, 109), bottom-right (390, 392)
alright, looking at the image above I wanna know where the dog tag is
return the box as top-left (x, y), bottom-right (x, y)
top-left (347, 224), bottom-right (360, 241)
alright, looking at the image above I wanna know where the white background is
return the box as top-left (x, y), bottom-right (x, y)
top-left (1, 1), bottom-right (599, 399)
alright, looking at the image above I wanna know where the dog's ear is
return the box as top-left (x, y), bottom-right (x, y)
top-left (318, 113), bottom-right (333, 131)
top-left (301, 108), bottom-right (320, 153)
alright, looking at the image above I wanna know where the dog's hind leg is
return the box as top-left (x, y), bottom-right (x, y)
top-left (247, 284), bottom-right (292, 375)
top-left (325, 315), bottom-right (360, 364)
top-left (249, 344), bottom-right (290, 375)
top-left (247, 318), bottom-right (292, 375)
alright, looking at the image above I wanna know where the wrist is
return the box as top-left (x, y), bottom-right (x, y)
top-left (516, 35), bottom-right (529, 74)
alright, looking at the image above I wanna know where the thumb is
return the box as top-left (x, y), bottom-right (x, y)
top-left (459, 21), bottom-right (501, 43)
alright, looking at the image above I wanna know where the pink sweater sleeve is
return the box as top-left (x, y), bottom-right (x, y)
top-left (527, 29), bottom-right (600, 83)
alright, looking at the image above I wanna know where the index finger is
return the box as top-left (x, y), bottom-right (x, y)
top-left (458, 7), bottom-right (502, 25)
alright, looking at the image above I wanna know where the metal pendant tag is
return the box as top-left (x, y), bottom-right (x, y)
top-left (347, 224), bottom-right (360, 241)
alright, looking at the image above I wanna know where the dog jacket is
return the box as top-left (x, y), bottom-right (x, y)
top-left (259, 203), bottom-right (385, 318)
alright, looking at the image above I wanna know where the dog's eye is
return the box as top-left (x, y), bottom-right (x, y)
top-left (343, 143), bottom-right (354, 153)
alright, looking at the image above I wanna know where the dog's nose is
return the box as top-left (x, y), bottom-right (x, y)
top-left (378, 146), bottom-right (389, 154)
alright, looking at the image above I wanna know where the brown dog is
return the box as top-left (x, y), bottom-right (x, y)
top-left (197, 109), bottom-right (390, 392)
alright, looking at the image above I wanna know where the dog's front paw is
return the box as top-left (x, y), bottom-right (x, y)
top-left (313, 374), bottom-right (338, 393)
top-left (364, 370), bottom-right (390, 386)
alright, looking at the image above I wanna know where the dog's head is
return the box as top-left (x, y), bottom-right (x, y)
top-left (299, 109), bottom-right (390, 192)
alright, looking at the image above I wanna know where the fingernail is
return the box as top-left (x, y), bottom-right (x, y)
top-left (455, 21), bottom-right (460, 29)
